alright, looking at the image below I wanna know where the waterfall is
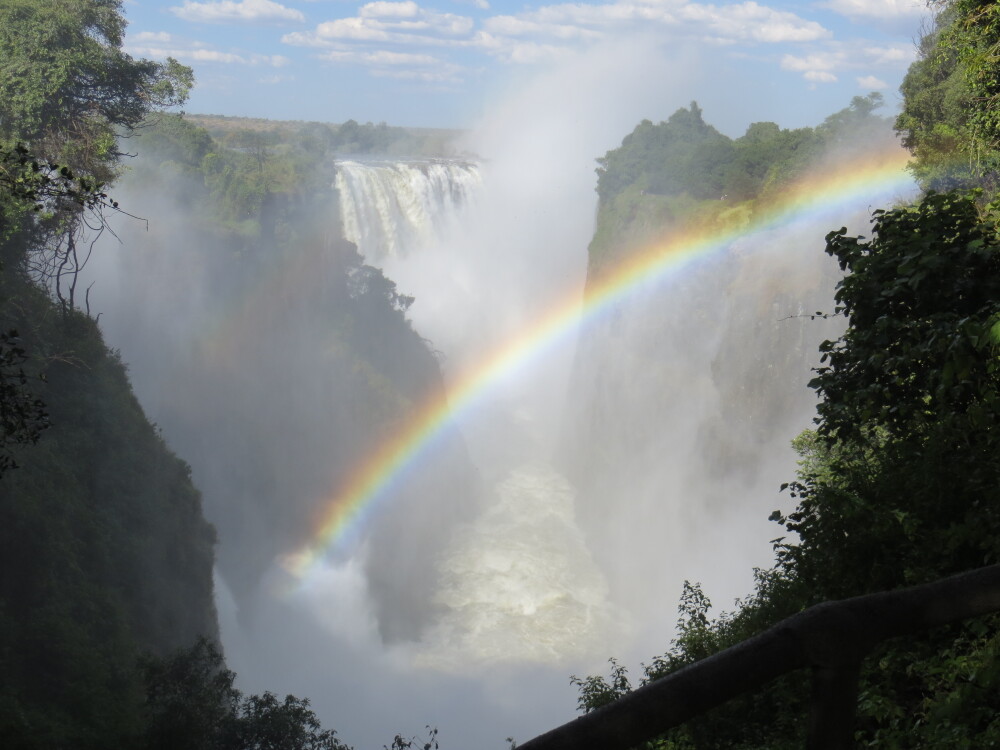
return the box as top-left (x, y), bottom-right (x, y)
top-left (335, 159), bottom-right (482, 261)
top-left (334, 156), bottom-right (617, 666)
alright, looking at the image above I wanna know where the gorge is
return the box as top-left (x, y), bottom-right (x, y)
top-left (72, 95), bottom-right (913, 748)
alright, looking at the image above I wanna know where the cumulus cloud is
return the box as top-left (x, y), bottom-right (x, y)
top-left (818, 0), bottom-right (925, 20)
top-left (130, 31), bottom-right (173, 43)
top-left (483, 15), bottom-right (603, 41)
top-left (478, 0), bottom-right (828, 45)
top-left (317, 46), bottom-right (466, 82)
top-left (127, 41), bottom-right (291, 66)
top-left (781, 51), bottom-right (842, 73)
top-left (321, 49), bottom-right (442, 65)
top-left (780, 41), bottom-right (914, 83)
top-left (170, 0), bottom-right (305, 24)
top-left (285, 0), bottom-right (831, 72)
top-left (804, 70), bottom-right (837, 83)
top-left (469, 31), bottom-right (574, 63)
top-left (863, 44), bottom-right (914, 65)
top-left (359, 1), bottom-right (421, 18)
top-left (857, 74), bottom-right (888, 89)
top-left (284, 4), bottom-right (473, 47)
top-left (677, 1), bottom-right (830, 43)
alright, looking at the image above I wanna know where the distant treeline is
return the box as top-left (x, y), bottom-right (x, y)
top-left (185, 114), bottom-right (465, 159)
top-left (588, 94), bottom-right (893, 269)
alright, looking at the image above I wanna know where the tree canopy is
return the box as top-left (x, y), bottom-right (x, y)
top-left (896, 1), bottom-right (1000, 194)
top-left (0, 0), bottom-right (192, 182)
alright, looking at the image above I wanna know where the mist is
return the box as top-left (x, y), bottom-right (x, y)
top-left (80, 36), bottom-right (915, 750)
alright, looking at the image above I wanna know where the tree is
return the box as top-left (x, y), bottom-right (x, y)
top-left (0, 329), bottom-right (48, 476)
top-left (778, 191), bottom-right (1000, 596)
top-left (0, 143), bottom-right (116, 474)
top-left (895, 1), bottom-right (1000, 194)
top-left (0, 0), bottom-right (192, 183)
top-left (0, 0), bottom-right (192, 310)
top-left (141, 639), bottom-right (351, 750)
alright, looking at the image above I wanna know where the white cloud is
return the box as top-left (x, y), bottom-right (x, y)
top-left (317, 47), bottom-right (466, 82)
top-left (780, 39), bottom-right (916, 84)
top-left (804, 70), bottom-right (837, 83)
top-left (483, 15), bottom-right (603, 41)
top-left (857, 74), bottom-right (888, 89)
top-left (131, 30), bottom-right (173, 43)
top-left (359, 1), bottom-right (421, 18)
top-left (817, 0), bottom-right (925, 20)
top-left (678, 1), bottom-right (830, 43)
top-left (283, 6), bottom-right (474, 47)
top-left (484, 1), bottom-right (829, 44)
top-left (171, 0), bottom-right (304, 24)
top-left (863, 44), bottom-right (914, 65)
top-left (285, 0), bottom-right (829, 58)
top-left (469, 31), bottom-right (573, 63)
top-left (781, 51), bottom-right (841, 73)
top-left (127, 42), bottom-right (290, 66)
top-left (320, 49), bottom-right (442, 65)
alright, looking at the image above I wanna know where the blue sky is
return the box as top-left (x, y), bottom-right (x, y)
top-left (123, 0), bottom-right (933, 132)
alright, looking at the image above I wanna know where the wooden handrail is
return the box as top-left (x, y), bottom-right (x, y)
top-left (517, 564), bottom-right (1000, 750)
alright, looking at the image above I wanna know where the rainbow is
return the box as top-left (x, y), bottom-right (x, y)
top-left (285, 145), bottom-right (915, 579)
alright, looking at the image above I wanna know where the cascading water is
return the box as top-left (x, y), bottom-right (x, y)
top-left (335, 159), bottom-right (482, 261)
top-left (332, 158), bottom-right (618, 667)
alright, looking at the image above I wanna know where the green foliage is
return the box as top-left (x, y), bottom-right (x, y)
top-left (384, 726), bottom-right (439, 750)
top-left (0, 141), bottom-right (123, 472)
top-left (0, 276), bottom-right (217, 747)
top-left (0, 0), bottom-right (191, 182)
top-left (185, 115), bottom-right (447, 158)
top-left (0, 329), bottom-right (48, 475)
top-left (131, 114), bottom-right (336, 240)
top-left (0, 142), bottom-right (116, 242)
top-left (142, 639), bottom-right (350, 750)
top-left (570, 658), bottom-right (632, 713)
top-left (896, 1), bottom-right (1000, 195)
top-left (780, 192), bottom-right (1000, 598)
top-left (589, 96), bottom-right (888, 269)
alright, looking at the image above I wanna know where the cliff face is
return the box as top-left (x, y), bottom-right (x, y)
top-left (0, 271), bottom-right (219, 746)
top-left (555, 102), bottom-right (893, 610)
top-left (0, 116), bottom-right (483, 745)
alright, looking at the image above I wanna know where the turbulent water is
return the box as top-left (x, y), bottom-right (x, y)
top-left (419, 463), bottom-right (614, 668)
top-left (335, 159), bottom-right (482, 261)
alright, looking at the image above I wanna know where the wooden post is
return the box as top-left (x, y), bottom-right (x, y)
top-left (807, 659), bottom-right (861, 750)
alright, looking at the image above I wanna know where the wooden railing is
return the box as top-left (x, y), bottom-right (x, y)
top-left (517, 565), bottom-right (1000, 750)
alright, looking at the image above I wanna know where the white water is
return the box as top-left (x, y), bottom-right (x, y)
top-left (419, 463), bottom-right (616, 669)
top-left (336, 159), bottom-right (482, 261)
